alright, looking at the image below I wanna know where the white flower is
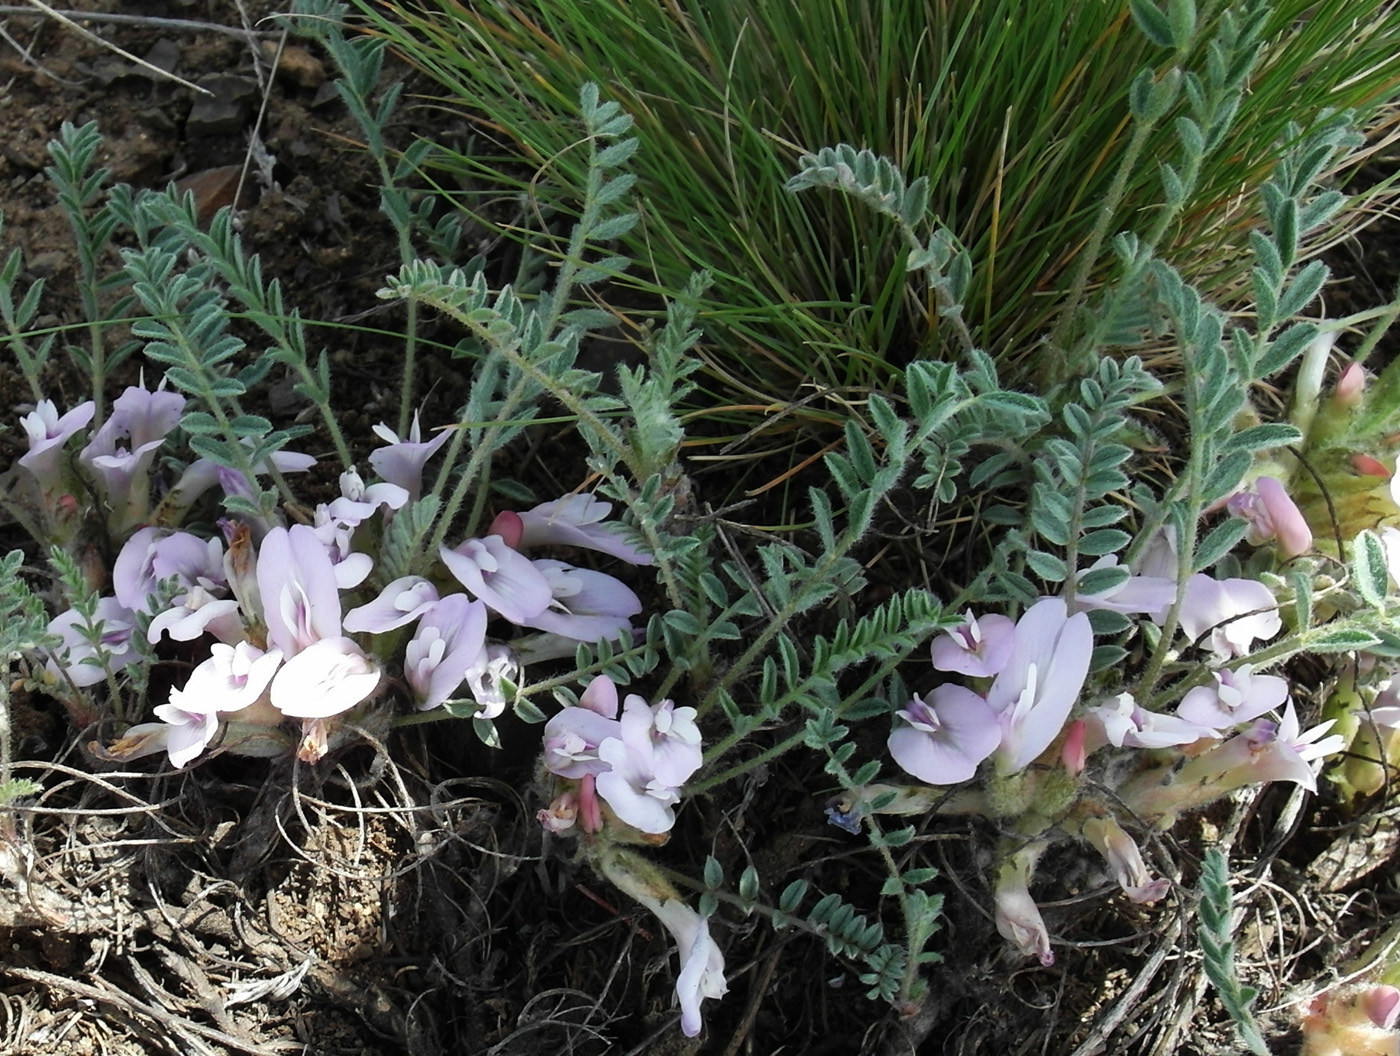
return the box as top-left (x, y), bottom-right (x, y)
top-left (1178, 574), bottom-right (1281, 660)
top-left (270, 637), bottom-right (381, 719)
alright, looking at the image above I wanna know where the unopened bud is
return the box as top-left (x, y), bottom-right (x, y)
top-left (1334, 361), bottom-right (1366, 408)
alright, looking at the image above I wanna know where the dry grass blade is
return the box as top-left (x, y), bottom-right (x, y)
top-left (19, 0), bottom-right (213, 93)
top-left (0, 964), bottom-right (297, 1055)
top-left (0, 5), bottom-right (283, 37)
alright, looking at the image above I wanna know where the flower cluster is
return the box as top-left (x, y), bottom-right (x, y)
top-left (872, 501), bottom-right (1344, 964)
top-left (537, 673), bottom-right (702, 838)
top-left (536, 675), bottom-right (723, 1037)
top-left (23, 384), bottom-right (649, 769)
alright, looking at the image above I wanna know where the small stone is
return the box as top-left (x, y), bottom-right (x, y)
top-left (174, 166), bottom-right (257, 223)
top-left (187, 74), bottom-right (259, 137)
top-left (143, 39), bottom-right (183, 76)
top-left (27, 251), bottom-right (68, 278)
top-left (310, 81), bottom-right (341, 110)
top-left (260, 41), bottom-right (326, 89)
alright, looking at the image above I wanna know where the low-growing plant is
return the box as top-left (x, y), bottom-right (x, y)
top-left (3, 1), bottom-right (1400, 1049)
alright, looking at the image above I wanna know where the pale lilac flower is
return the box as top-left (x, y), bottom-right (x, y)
top-left (987, 598), bottom-right (1093, 774)
top-left (178, 642), bottom-right (283, 713)
top-left (542, 709), bottom-right (620, 778)
top-left (1070, 555), bottom-right (1175, 620)
top-left (403, 594), bottom-right (489, 711)
top-left (1079, 816), bottom-right (1169, 904)
top-left (257, 525), bottom-right (344, 656)
top-left (463, 645), bottom-right (519, 720)
top-left (343, 576), bottom-right (441, 633)
top-left (326, 466), bottom-right (409, 528)
top-left (17, 399), bottom-right (94, 493)
top-left (151, 708), bottom-right (217, 768)
top-left (994, 845), bottom-right (1054, 966)
top-left (929, 612), bottom-right (1015, 677)
top-left (100, 644), bottom-right (278, 768)
top-left (112, 527), bottom-right (225, 614)
top-left (542, 676), bottom-right (622, 779)
top-left (46, 598), bottom-right (139, 687)
top-left (441, 535), bottom-right (552, 624)
top-left (1178, 574), bottom-right (1282, 659)
top-left (369, 411), bottom-right (451, 500)
top-left (541, 677), bottom-right (698, 833)
top-left (147, 586), bottom-right (243, 644)
top-left (578, 672), bottom-right (621, 717)
top-left (516, 559), bottom-right (642, 643)
top-left (1180, 701), bottom-right (1345, 794)
top-left (1132, 525), bottom-right (1179, 581)
top-left (151, 641), bottom-right (282, 767)
top-left (78, 382), bottom-right (185, 525)
top-left (597, 852), bottom-right (728, 1039)
top-left (1087, 692), bottom-right (1215, 750)
top-left (309, 504), bottom-right (374, 591)
top-left (166, 449), bottom-right (317, 513)
top-left (269, 636), bottom-right (381, 719)
top-left (887, 686), bottom-right (1001, 785)
top-left (516, 494), bottom-right (653, 565)
top-left (1177, 665), bottom-right (1289, 730)
top-left (619, 695), bottom-right (702, 788)
top-left (1227, 476), bottom-right (1312, 557)
top-left (596, 736), bottom-right (682, 833)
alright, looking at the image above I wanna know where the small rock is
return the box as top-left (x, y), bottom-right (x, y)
top-left (174, 166), bottom-right (258, 224)
top-left (143, 39), bottom-right (182, 76)
top-left (27, 251), bottom-right (68, 278)
top-left (260, 41), bottom-right (326, 89)
top-left (187, 74), bottom-right (259, 137)
top-left (310, 81), bottom-right (341, 110)
top-left (90, 56), bottom-right (137, 88)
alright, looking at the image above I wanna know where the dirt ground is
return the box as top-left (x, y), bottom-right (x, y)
top-left (3, 3), bottom-right (1400, 1055)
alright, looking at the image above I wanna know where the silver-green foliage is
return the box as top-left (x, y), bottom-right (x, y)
top-left (1197, 848), bottom-right (1271, 1055)
top-left (0, 551), bottom-right (46, 804)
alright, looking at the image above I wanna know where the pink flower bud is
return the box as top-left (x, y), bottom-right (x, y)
top-left (1365, 986), bottom-right (1400, 1030)
top-left (1351, 453), bottom-right (1392, 479)
top-left (1334, 360), bottom-right (1366, 408)
top-left (578, 774), bottom-right (604, 833)
top-left (488, 509), bottom-right (525, 549)
top-left (1060, 720), bottom-right (1087, 776)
